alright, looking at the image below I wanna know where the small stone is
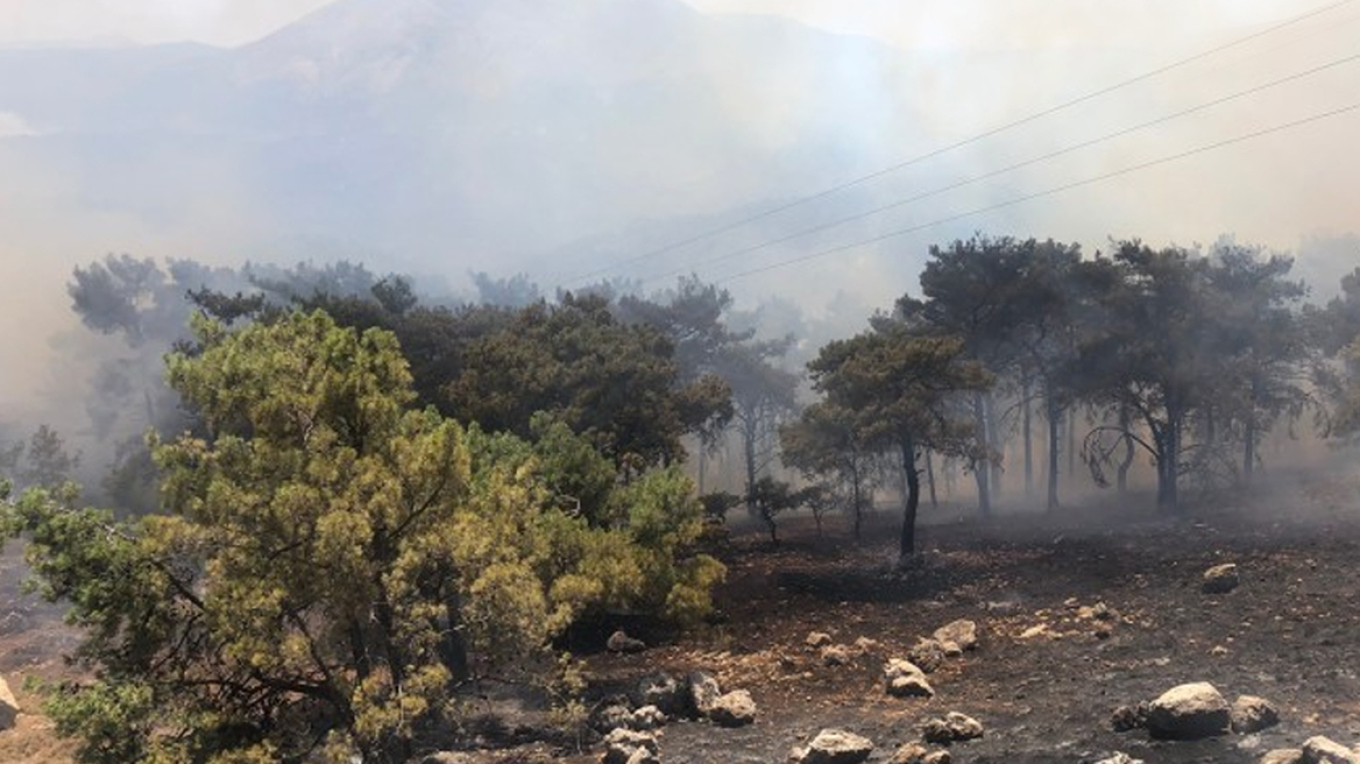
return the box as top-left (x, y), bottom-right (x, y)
top-left (1202, 563), bottom-right (1240, 594)
top-left (593, 702), bottom-right (634, 733)
top-left (1146, 682), bottom-right (1231, 740)
top-left (708, 690), bottom-right (757, 728)
top-left (607, 629), bottom-right (647, 654)
top-left (853, 636), bottom-right (880, 653)
top-left (629, 705), bottom-right (667, 731)
top-left (921, 712), bottom-right (984, 744)
top-left (1019, 624), bottom-right (1049, 640)
top-left (1259, 749), bottom-right (1303, 764)
top-left (907, 639), bottom-right (947, 673)
top-left (883, 658), bottom-right (935, 698)
top-left (1301, 736), bottom-right (1359, 764)
top-left (806, 631), bottom-right (834, 648)
top-left (636, 673), bottom-right (687, 717)
top-left (602, 728), bottom-right (659, 764)
top-left (1231, 695), bottom-right (1279, 734)
top-left (932, 620), bottom-right (978, 652)
top-left (821, 644), bottom-right (853, 667)
top-left (1211, 645), bottom-right (1230, 657)
top-left (688, 671), bottom-right (721, 717)
top-left (922, 753), bottom-right (951, 764)
top-left (887, 743), bottom-right (930, 764)
top-left (1110, 703), bottom-right (1149, 732)
top-left (421, 753), bottom-right (474, 764)
top-left (1093, 754), bottom-right (1144, 764)
top-left (790, 728), bottom-right (875, 764)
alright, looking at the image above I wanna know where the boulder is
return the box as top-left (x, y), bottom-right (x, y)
top-left (607, 629), bottom-right (647, 654)
top-left (0, 676), bottom-right (17, 731)
top-left (907, 639), bottom-right (947, 673)
top-left (883, 658), bottom-right (935, 699)
top-left (1145, 682), bottom-right (1231, 740)
top-left (1202, 563), bottom-right (1240, 594)
top-left (806, 631), bottom-right (834, 648)
top-left (1231, 695), bottom-right (1280, 734)
top-left (932, 620), bottom-right (978, 653)
top-left (602, 728), bottom-right (659, 764)
top-left (921, 712), bottom-right (984, 744)
top-left (1301, 736), bottom-right (1360, 764)
top-left (1260, 750), bottom-right (1304, 764)
top-left (790, 729), bottom-right (875, 764)
top-left (821, 644), bottom-right (853, 667)
top-left (688, 671), bottom-right (721, 717)
top-left (636, 673), bottom-right (687, 717)
top-left (707, 690), bottom-right (757, 728)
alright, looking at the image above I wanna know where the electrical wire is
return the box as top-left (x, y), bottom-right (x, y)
top-left (636, 51), bottom-right (1360, 285)
top-left (555, 0), bottom-right (1357, 288)
top-left (714, 101), bottom-right (1360, 283)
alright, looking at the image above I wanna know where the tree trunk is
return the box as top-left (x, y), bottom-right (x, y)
top-left (743, 419), bottom-right (758, 499)
top-left (925, 448), bottom-right (938, 508)
top-left (986, 394), bottom-right (1003, 502)
top-left (742, 415), bottom-right (758, 519)
top-left (1045, 392), bottom-right (1061, 511)
top-left (1156, 411), bottom-right (1182, 513)
top-left (851, 461), bottom-right (863, 541)
top-left (1022, 374), bottom-right (1034, 497)
top-left (899, 434), bottom-right (920, 561)
top-left (441, 593), bottom-right (471, 683)
top-left (1067, 408), bottom-right (1077, 477)
top-left (972, 392), bottom-right (992, 516)
top-left (1116, 408), bottom-right (1134, 493)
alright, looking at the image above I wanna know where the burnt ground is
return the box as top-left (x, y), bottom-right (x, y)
top-left (572, 471), bottom-right (1360, 764)
top-left (4, 468), bottom-right (1360, 763)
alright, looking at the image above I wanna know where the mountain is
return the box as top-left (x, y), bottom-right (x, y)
top-left (0, 0), bottom-right (933, 278)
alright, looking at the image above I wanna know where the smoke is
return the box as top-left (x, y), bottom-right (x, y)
top-left (0, 0), bottom-right (1358, 501)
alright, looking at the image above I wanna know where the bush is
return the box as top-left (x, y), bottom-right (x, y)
top-left (0, 311), bottom-right (723, 764)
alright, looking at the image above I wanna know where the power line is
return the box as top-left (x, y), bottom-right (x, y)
top-left (715, 101), bottom-right (1360, 284)
top-left (637, 51), bottom-right (1360, 285)
top-left (557, 0), bottom-right (1357, 287)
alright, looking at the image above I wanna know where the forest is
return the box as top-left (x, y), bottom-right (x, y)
top-left (3, 235), bottom-right (1360, 764)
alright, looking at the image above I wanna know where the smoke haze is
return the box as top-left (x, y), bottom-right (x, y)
top-left (1, 0), bottom-right (1357, 421)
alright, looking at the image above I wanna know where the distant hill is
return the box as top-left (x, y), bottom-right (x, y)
top-left (0, 0), bottom-right (935, 276)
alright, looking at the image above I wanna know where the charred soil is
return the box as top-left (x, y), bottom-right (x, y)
top-left (5, 476), bottom-right (1360, 763)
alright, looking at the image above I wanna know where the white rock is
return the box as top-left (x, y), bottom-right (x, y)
top-left (932, 619), bottom-right (978, 652)
top-left (791, 729), bottom-right (875, 764)
top-left (0, 676), bottom-right (18, 731)
top-left (1301, 736), bottom-right (1360, 764)
top-left (883, 658), bottom-right (935, 698)
top-left (707, 689), bottom-right (757, 728)
top-left (1146, 682), bottom-right (1230, 740)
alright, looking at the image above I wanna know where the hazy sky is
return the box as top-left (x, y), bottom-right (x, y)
top-left (0, 0), bottom-right (1304, 49)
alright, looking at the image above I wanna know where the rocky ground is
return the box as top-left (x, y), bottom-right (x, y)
top-left (5, 469), bottom-right (1360, 764)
